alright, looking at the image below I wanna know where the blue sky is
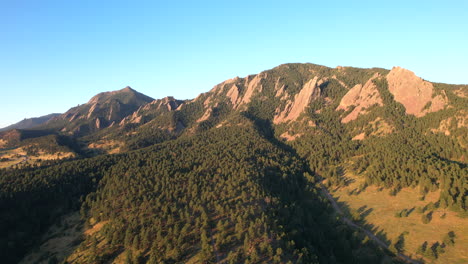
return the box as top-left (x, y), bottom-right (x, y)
top-left (1, 0), bottom-right (467, 128)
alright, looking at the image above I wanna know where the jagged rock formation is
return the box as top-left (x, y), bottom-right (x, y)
top-left (337, 73), bottom-right (383, 123)
top-left (200, 73), bottom-right (265, 110)
top-left (119, 96), bottom-right (183, 126)
top-left (274, 76), bottom-right (323, 124)
top-left (241, 74), bottom-right (264, 105)
top-left (386, 67), bottom-right (448, 116)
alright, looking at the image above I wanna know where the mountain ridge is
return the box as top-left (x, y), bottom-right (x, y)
top-left (0, 62), bottom-right (467, 264)
top-left (0, 113), bottom-right (60, 132)
top-left (1, 63), bottom-right (466, 152)
top-left (3, 63), bottom-right (465, 136)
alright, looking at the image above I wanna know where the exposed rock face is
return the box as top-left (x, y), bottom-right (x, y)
top-left (352, 133), bottom-right (365, 141)
top-left (119, 97), bottom-right (183, 126)
top-left (386, 67), bottom-right (447, 116)
top-left (196, 108), bottom-right (213, 123)
top-left (337, 73), bottom-right (383, 123)
top-left (95, 118), bottom-right (101, 129)
top-left (274, 77), bottom-right (322, 124)
top-left (453, 89), bottom-right (468, 98)
top-left (280, 132), bottom-right (303, 141)
top-left (202, 73), bottom-right (264, 110)
top-left (226, 85), bottom-right (240, 106)
top-left (241, 74), bottom-right (263, 105)
top-left (431, 110), bottom-right (468, 136)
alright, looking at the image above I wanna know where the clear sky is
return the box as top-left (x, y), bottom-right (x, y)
top-left (1, 0), bottom-right (467, 128)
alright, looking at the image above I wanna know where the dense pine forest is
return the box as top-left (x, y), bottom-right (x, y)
top-left (0, 63), bottom-right (466, 264)
top-left (0, 117), bottom-right (393, 264)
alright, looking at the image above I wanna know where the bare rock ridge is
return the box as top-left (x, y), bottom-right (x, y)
top-left (193, 64), bottom-right (454, 127)
top-left (196, 107), bottom-right (213, 123)
top-left (337, 73), bottom-right (383, 123)
top-left (241, 74), bottom-right (264, 105)
top-left (4, 63), bottom-right (462, 142)
top-left (198, 74), bottom-right (265, 111)
top-left (119, 96), bottom-right (183, 126)
top-left (274, 76), bottom-right (322, 124)
top-left (386, 67), bottom-right (448, 117)
top-left (226, 84), bottom-right (240, 106)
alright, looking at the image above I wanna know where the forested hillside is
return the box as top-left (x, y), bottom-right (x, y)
top-left (0, 63), bottom-right (466, 264)
top-left (1, 116), bottom-right (395, 263)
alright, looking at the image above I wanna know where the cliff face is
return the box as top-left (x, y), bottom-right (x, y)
top-left (337, 73), bottom-right (383, 123)
top-left (273, 76), bottom-right (322, 124)
top-left (386, 67), bottom-right (448, 117)
top-left (119, 97), bottom-right (183, 126)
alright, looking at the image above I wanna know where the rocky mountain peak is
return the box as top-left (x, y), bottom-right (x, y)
top-left (121, 86), bottom-right (134, 92)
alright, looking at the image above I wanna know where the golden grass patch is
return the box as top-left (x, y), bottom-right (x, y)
top-left (0, 147), bottom-right (75, 168)
top-left (88, 140), bottom-right (123, 154)
top-left (330, 171), bottom-right (468, 264)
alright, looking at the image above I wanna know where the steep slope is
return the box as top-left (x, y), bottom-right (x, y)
top-left (0, 113), bottom-right (60, 132)
top-left (118, 96), bottom-right (184, 127)
top-left (273, 76), bottom-right (323, 124)
top-left (336, 73), bottom-right (383, 123)
top-left (94, 96), bottom-right (186, 152)
top-left (4, 115), bottom-right (396, 264)
top-left (386, 67), bottom-right (448, 116)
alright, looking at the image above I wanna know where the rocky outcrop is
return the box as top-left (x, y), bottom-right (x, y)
top-left (453, 88), bottom-right (468, 98)
top-left (352, 133), bottom-right (365, 141)
top-left (431, 110), bottom-right (468, 136)
top-left (386, 67), bottom-right (448, 117)
top-left (274, 77), bottom-right (322, 124)
top-left (226, 85), bottom-right (240, 106)
top-left (95, 118), bottom-right (102, 129)
top-left (280, 132), bottom-right (303, 141)
top-left (241, 74), bottom-right (264, 105)
top-left (119, 97), bottom-right (183, 126)
top-left (87, 103), bottom-right (99, 119)
top-left (336, 73), bottom-right (383, 123)
top-left (200, 73), bottom-right (264, 110)
top-left (196, 108), bottom-right (213, 123)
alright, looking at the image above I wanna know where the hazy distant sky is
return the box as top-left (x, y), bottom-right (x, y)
top-left (1, 0), bottom-right (467, 127)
